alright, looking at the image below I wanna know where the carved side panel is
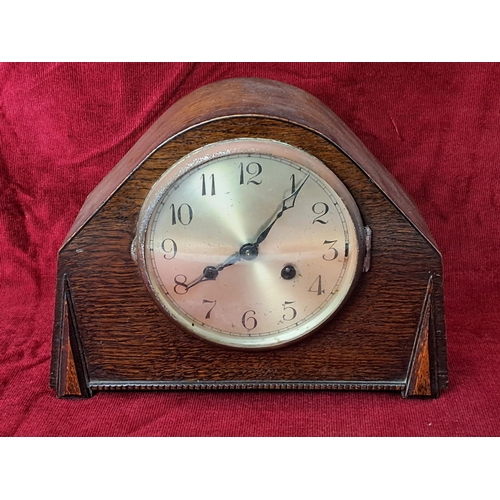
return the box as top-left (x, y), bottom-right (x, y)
top-left (52, 276), bottom-right (91, 398)
top-left (404, 275), bottom-right (439, 397)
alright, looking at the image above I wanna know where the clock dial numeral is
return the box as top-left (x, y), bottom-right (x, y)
top-left (203, 299), bottom-right (217, 319)
top-left (170, 203), bottom-right (193, 226)
top-left (312, 202), bottom-right (329, 224)
top-left (282, 301), bottom-right (297, 322)
top-left (201, 173), bottom-right (216, 196)
top-left (242, 310), bottom-right (258, 331)
top-left (322, 240), bottom-right (339, 261)
top-left (239, 162), bottom-right (262, 185)
top-left (173, 274), bottom-right (189, 295)
top-left (309, 275), bottom-right (325, 296)
top-left (290, 174), bottom-right (296, 194)
top-left (161, 238), bottom-right (177, 260)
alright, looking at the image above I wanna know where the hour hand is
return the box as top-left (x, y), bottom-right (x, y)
top-left (185, 251), bottom-right (241, 290)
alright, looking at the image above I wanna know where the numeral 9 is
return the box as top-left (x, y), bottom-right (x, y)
top-left (161, 238), bottom-right (177, 260)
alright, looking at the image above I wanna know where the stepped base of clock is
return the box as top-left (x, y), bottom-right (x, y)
top-left (52, 259), bottom-right (443, 399)
top-left (50, 113), bottom-right (448, 399)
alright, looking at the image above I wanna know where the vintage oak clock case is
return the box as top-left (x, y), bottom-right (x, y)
top-left (50, 78), bottom-right (448, 398)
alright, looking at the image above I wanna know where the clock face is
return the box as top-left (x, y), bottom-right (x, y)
top-left (136, 139), bottom-right (365, 349)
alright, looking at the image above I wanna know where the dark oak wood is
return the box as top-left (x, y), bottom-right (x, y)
top-left (404, 275), bottom-right (433, 397)
top-left (54, 277), bottom-right (91, 398)
top-left (51, 78), bottom-right (448, 398)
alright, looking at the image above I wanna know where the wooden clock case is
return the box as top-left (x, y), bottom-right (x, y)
top-left (50, 78), bottom-right (448, 398)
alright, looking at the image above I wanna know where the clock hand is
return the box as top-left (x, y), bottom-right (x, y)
top-left (185, 251), bottom-right (241, 290)
top-left (184, 174), bottom-right (309, 291)
top-left (252, 173), bottom-right (310, 247)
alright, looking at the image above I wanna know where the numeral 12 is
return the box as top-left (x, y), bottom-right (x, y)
top-left (239, 162), bottom-right (262, 185)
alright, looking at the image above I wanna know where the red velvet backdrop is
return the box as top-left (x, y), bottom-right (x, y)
top-left (1, 63), bottom-right (498, 436)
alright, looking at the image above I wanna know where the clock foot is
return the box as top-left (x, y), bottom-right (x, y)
top-left (403, 274), bottom-right (442, 398)
top-left (51, 275), bottom-right (92, 398)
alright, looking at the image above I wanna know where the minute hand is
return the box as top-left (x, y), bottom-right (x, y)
top-left (253, 174), bottom-right (310, 246)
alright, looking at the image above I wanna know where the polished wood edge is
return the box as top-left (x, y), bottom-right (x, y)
top-left (89, 381), bottom-right (405, 392)
top-left (54, 285), bottom-right (80, 396)
top-left (53, 277), bottom-right (92, 398)
top-left (61, 78), bottom-right (437, 252)
top-left (404, 275), bottom-right (438, 398)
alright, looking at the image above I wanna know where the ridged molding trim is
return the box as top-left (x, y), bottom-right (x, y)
top-left (89, 381), bottom-right (405, 392)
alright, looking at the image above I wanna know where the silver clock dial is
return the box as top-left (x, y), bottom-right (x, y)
top-left (136, 139), bottom-right (365, 349)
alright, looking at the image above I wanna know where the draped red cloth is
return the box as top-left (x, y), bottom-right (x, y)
top-left (1, 63), bottom-right (498, 436)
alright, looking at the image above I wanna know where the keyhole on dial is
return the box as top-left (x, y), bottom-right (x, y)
top-left (281, 265), bottom-right (296, 280)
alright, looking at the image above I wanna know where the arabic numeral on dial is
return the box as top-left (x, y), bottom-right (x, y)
top-left (322, 240), bottom-right (339, 261)
top-left (282, 301), bottom-right (297, 321)
top-left (201, 173), bottom-right (216, 196)
top-left (312, 202), bottom-right (329, 224)
top-left (173, 274), bottom-right (188, 295)
top-left (161, 238), bottom-right (178, 260)
top-left (170, 203), bottom-right (193, 226)
top-left (203, 299), bottom-right (217, 319)
top-left (239, 162), bottom-right (262, 185)
top-left (308, 275), bottom-right (325, 295)
top-left (242, 310), bottom-right (257, 331)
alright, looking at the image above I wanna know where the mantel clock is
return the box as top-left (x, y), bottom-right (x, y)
top-left (51, 78), bottom-right (448, 398)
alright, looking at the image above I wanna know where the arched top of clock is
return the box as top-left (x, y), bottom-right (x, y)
top-left (61, 78), bottom-right (437, 252)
